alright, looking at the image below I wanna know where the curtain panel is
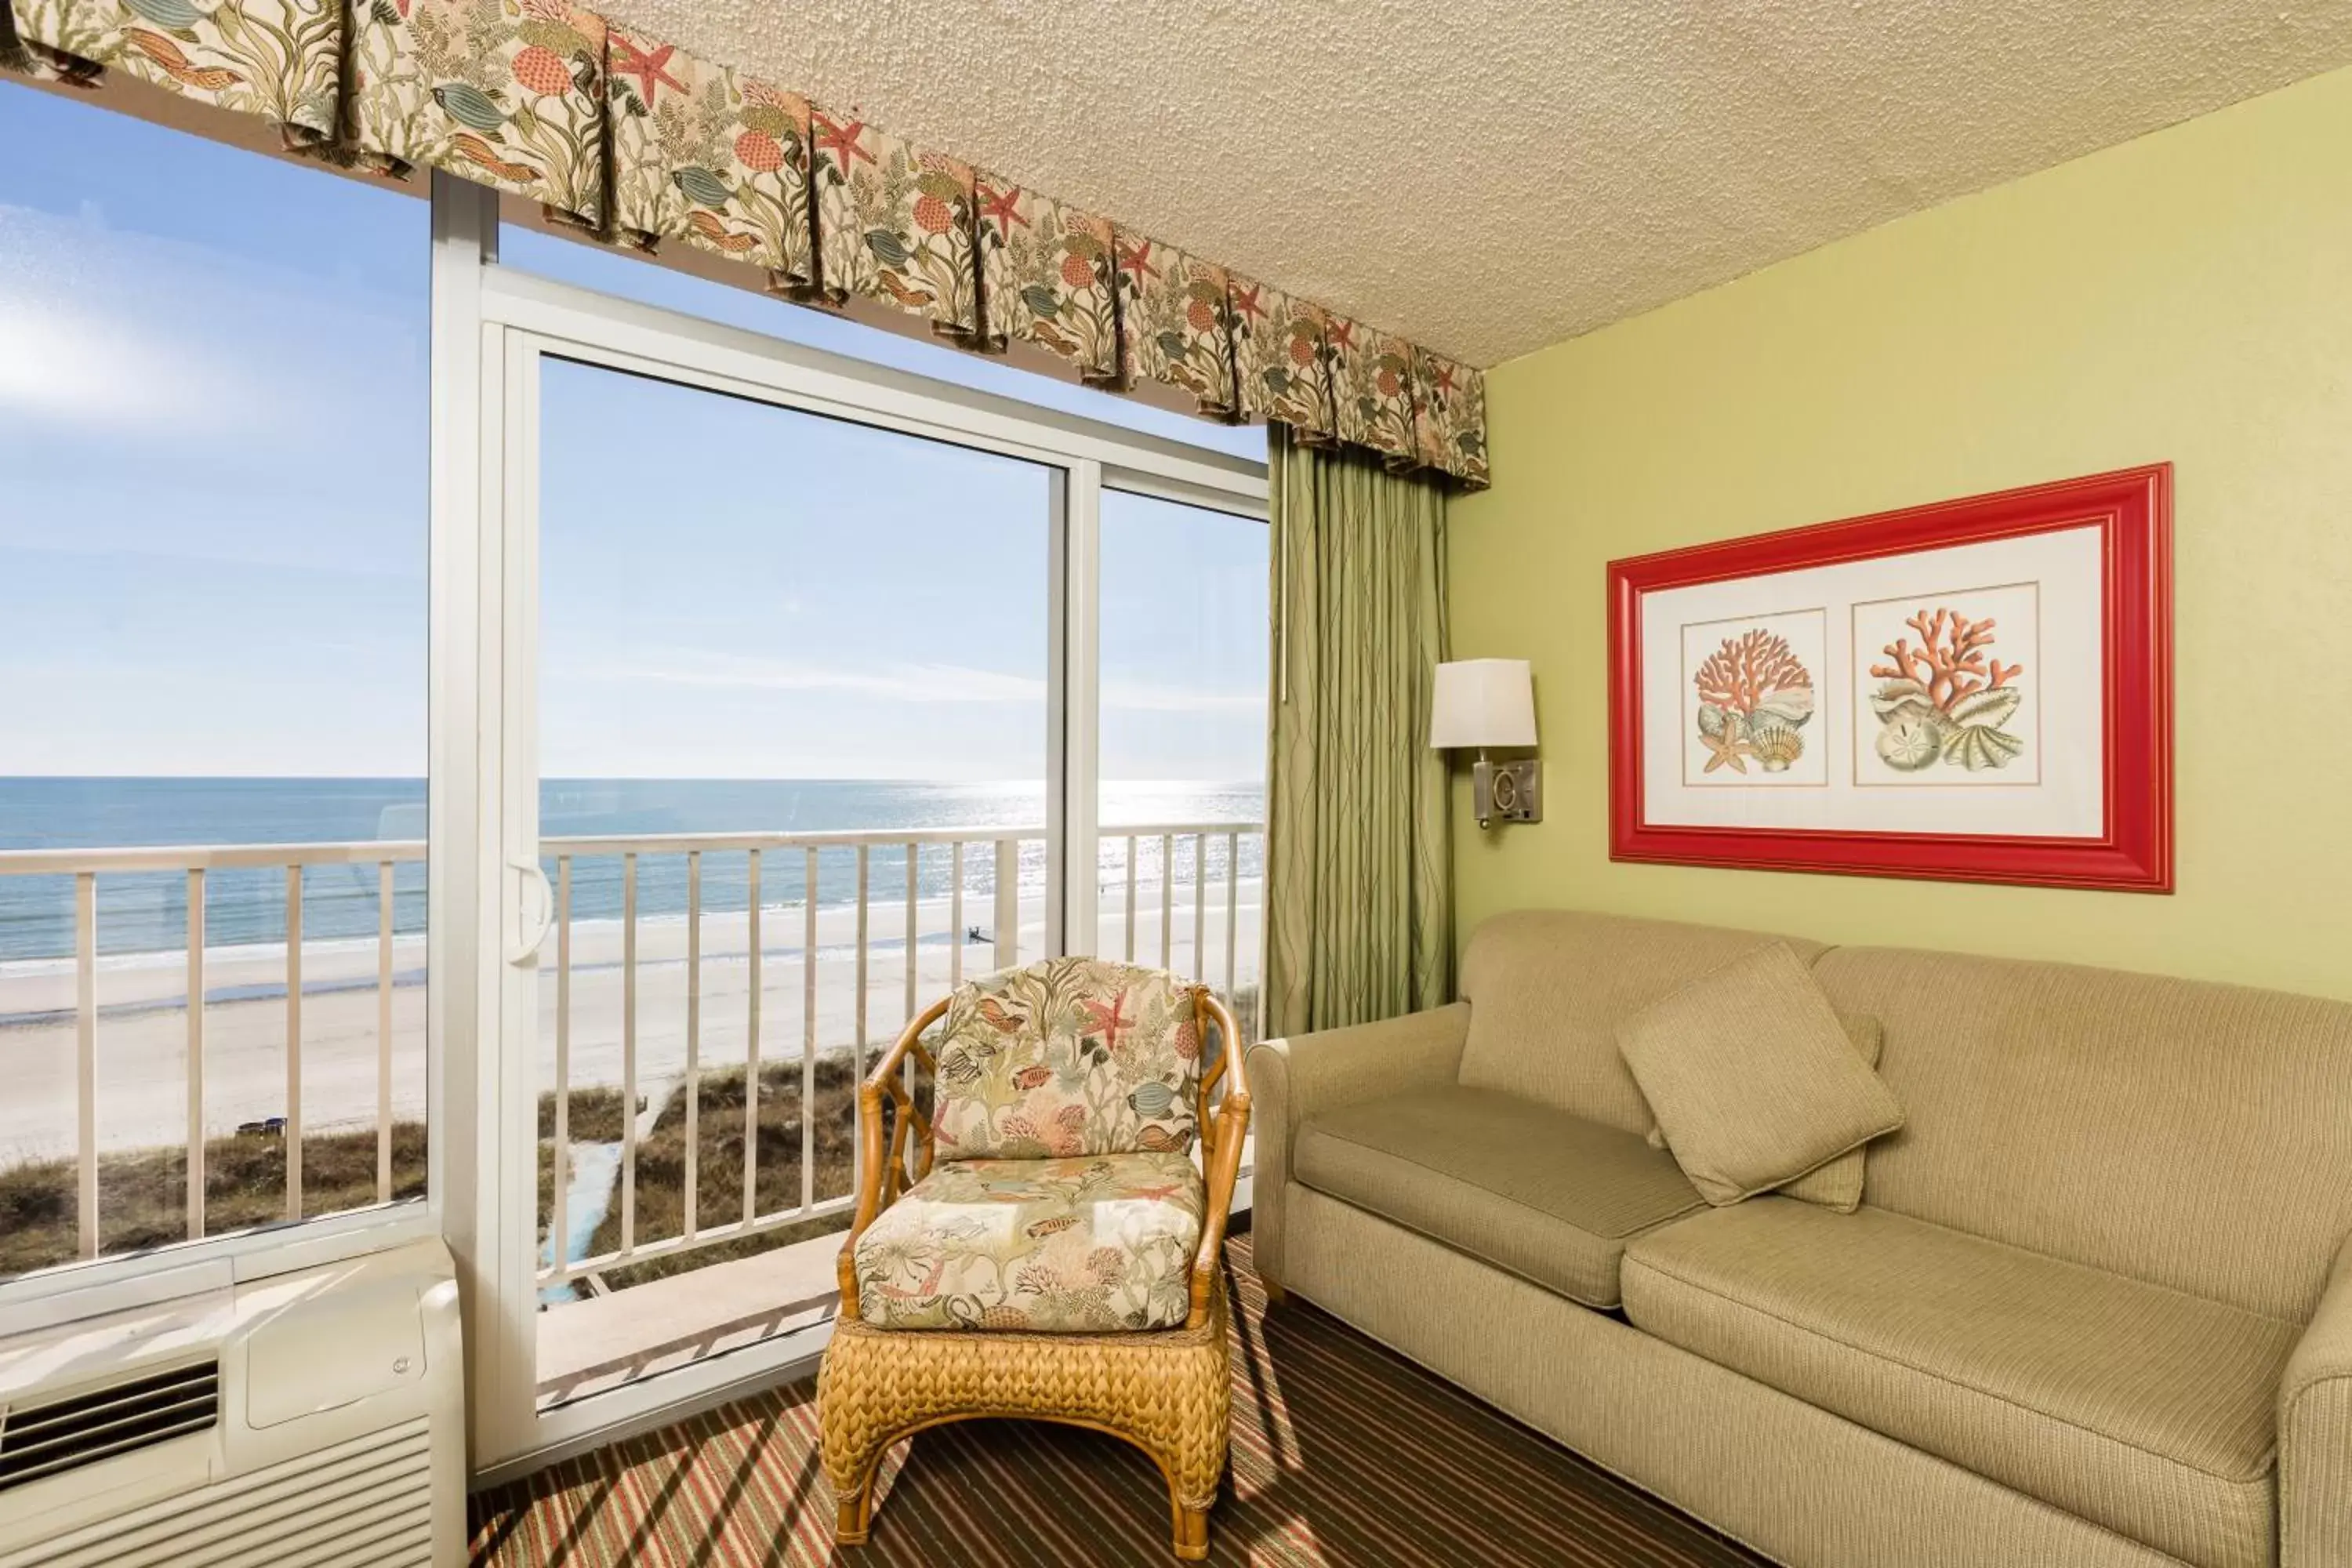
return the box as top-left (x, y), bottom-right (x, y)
top-left (1262, 427), bottom-right (1454, 1038)
top-left (2, 0), bottom-right (1490, 485)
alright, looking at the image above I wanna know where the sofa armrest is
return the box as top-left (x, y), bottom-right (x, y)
top-left (1243, 1003), bottom-right (1471, 1294)
top-left (2282, 1230), bottom-right (2352, 1568)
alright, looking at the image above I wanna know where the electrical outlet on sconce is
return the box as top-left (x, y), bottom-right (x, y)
top-left (1430, 659), bottom-right (1542, 829)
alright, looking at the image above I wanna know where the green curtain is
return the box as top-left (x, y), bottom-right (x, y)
top-left (1262, 426), bottom-right (1453, 1038)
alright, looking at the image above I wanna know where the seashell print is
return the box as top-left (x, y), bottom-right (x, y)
top-left (1943, 723), bottom-right (2025, 771)
top-left (1748, 718), bottom-right (1805, 771)
top-left (1127, 1080), bottom-right (1178, 1120)
top-left (1875, 715), bottom-right (1944, 771)
top-left (1750, 684), bottom-right (1815, 726)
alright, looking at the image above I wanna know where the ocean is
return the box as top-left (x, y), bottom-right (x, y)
top-left (0, 778), bottom-right (1265, 964)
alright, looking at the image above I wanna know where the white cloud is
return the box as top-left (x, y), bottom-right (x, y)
top-left (0, 202), bottom-right (416, 438)
top-left (597, 649), bottom-right (1261, 713)
top-left (1102, 677), bottom-right (1264, 713)
top-left (608, 648), bottom-right (1047, 705)
top-left (0, 285), bottom-right (249, 429)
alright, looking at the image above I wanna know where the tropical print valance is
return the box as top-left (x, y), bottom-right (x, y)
top-left (2, 0), bottom-right (1490, 485)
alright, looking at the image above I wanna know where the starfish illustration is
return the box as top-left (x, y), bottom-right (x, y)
top-left (1230, 283), bottom-right (1266, 324)
top-left (813, 112), bottom-right (875, 168)
top-left (1326, 318), bottom-right (1356, 352)
top-left (1700, 728), bottom-right (1755, 775)
top-left (1432, 362), bottom-right (1455, 395)
top-left (608, 35), bottom-right (685, 104)
top-left (1078, 992), bottom-right (1132, 1054)
top-left (1115, 238), bottom-right (1159, 283)
top-left (976, 181), bottom-right (1026, 238)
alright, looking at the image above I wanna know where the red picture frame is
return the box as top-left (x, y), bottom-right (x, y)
top-left (1607, 465), bottom-right (2172, 891)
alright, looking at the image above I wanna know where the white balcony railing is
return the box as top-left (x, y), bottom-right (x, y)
top-left (0, 821), bottom-right (1264, 1282)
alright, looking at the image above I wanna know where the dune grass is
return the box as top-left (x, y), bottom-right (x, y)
top-left (538, 1053), bottom-right (867, 1293)
top-left (0, 1123), bottom-right (430, 1277)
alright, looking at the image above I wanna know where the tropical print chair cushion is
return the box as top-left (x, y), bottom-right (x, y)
top-left (853, 1152), bottom-right (1205, 1332)
top-left (931, 957), bottom-right (1202, 1160)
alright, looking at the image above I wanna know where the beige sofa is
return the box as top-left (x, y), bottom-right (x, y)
top-left (1246, 910), bottom-right (2352, 1568)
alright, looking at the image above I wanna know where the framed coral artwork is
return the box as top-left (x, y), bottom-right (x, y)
top-left (1608, 465), bottom-right (2172, 891)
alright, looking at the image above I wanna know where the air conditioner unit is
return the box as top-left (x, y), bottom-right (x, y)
top-left (0, 1237), bottom-right (463, 1568)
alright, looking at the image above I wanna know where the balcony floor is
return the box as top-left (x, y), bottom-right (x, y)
top-left (474, 1232), bottom-right (1766, 1568)
top-left (536, 1229), bottom-right (846, 1408)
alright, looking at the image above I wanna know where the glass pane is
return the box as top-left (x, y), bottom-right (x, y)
top-left (1095, 492), bottom-right (1269, 1042)
top-left (0, 88), bottom-right (430, 1277)
top-left (499, 221), bottom-right (1267, 462)
top-left (530, 359), bottom-right (1053, 1404)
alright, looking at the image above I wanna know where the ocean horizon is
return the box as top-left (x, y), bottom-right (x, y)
top-left (0, 777), bottom-right (1265, 964)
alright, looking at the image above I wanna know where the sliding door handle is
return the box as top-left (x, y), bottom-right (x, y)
top-left (507, 857), bottom-right (554, 965)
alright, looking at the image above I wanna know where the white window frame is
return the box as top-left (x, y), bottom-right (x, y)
top-left (432, 179), bottom-right (1269, 1475)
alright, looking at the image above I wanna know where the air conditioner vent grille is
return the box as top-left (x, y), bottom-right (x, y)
top-left (0, 1361), bottom-right (219, 1494)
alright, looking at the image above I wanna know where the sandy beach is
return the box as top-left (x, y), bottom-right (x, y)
top-left (0, 879), bottom-right (1262, 1163)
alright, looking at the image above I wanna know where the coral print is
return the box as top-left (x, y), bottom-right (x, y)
top-left (1868, 607), bottom-right (2028, 771)
top-left (1229, 277), bottom-right (1334, 440)
top-left (9, 0), bottom-right (345, 140)
top-left (1412, 347), bottom-right (1488, 486)
top-left (929, 956), bottom-right (1200, 1161)
top-left (1327, 316), bottom-right (1417, 461)
top-left (350, 0), bottom-right (609, 227)
top-left (1694, 629), bottom-right (1816, 775)
top-left (975, 177), bottom-right (1120, 383)
top-left (853, 1152), bottom-right (1204, 1332)
top-left (1114, 235), bottom-right (1238, 418)
top-left (813, 111), bottom-right (979, 336)
top-left (605, 31), bottom-right (815, 290)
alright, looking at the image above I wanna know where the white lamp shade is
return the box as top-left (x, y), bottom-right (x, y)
top-left (1430, 659), bottom-right (1537, 749)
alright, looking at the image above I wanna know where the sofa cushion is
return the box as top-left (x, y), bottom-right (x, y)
top-left (1621, 1200), bottom-right (2299, 1568)
top-left (1617, 944), bottom-right (1903, 1206)
top-left (853, 1152), bottom-right (1203, 1332)
top-left (1294, 1085), bottom-right (1704, 1308)
top-left (1456, 910), bottom-right (1828, 1134)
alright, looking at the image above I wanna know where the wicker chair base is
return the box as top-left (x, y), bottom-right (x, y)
top-left (818, 1283), bottom-right (1232, 1561)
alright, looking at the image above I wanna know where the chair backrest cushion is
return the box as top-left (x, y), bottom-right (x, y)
top-left (931, 956), bottom-right (1201, 1160)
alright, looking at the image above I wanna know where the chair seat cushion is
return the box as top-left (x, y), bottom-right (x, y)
top-left (1294, 1085), bottom-right (1704, 1308)
top-left (1621, 1200), bottom-right (2300, 1568)
top-left (853, 1152), bottom-right (1204, 1333)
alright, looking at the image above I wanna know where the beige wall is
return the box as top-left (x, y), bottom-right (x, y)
top-left (1447, 64), bottom-right (2352, 1001)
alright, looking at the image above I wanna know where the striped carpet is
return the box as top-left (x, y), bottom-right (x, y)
top-left (470, 1233), bottom-right (1768, 1566)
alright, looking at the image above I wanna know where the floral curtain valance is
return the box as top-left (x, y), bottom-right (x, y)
top-left (3, 0), bottom-right (1490, 487)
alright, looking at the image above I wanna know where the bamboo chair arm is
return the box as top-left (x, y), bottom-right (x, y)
top-left (1186, 991), bottom-right (1252, 1330)
top-left (835, 994), bottom-right (950, 1321)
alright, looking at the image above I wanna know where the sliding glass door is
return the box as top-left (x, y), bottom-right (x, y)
top-left (525, 358), bottom-right (1057, 1411)
top-left (456, 220), bottom-right (1264, 1470)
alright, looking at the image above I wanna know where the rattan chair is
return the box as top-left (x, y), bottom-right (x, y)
top-left (818, 956), bottom-right (1250, 1561)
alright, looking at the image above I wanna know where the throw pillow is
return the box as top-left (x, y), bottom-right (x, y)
top-left (1644, 1012), bottom-right (1883, 1212)
top-left (1617, 943), bottom-right (1904, 1207)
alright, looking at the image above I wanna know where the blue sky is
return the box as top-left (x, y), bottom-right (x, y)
top-left (0, 84), bottom-right (1267, 783)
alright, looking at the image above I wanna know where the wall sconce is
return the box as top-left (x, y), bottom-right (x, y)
top-left (1430, 659), bottom-right (1541, 829)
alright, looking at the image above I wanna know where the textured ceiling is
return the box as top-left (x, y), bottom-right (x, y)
top-left (597, 1), bottom-right (2352, 366)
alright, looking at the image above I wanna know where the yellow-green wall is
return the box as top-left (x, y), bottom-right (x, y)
top-left (1448, 64), bottom-right (2352, 1000)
